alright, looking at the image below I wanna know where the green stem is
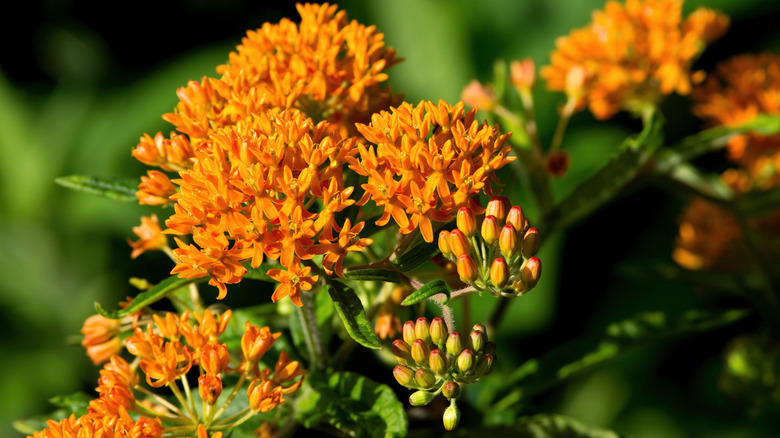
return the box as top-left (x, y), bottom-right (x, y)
top-left (212, 374), bottom-right (247, 420)
top-left (135, 385), bottom-right (184, 416)
top-left (299, 289), bottom-right (328, 370)
top-left (180, 374), bottom-right (199, 421)
top-left (169, 380), bottom-right (198, 423)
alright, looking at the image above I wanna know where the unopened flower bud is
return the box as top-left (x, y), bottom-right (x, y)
top-left (443, 402), bottom-right (461, 431)
top-left (409, 390), bottom-right (436, 406)
top-left (484, 341), bottom-right (497, 356)
top-left (449, 229), bottom-right (471, 257)
top-left (403, 320), bottom-right (416, 345)
top-left (461, 80), bottom-right (497, 111)
top-left (469, 329), bottom-right (487, 353)
top-left (521, 257), bottom-right (542, 290)
top-left (415, 368), bottom-right (437, 389)
top-left (391, 339), bottom-right (414, 365)
top-left (411, 339), bottom-right (430, 366)
top-left (499, 225), bottom-right (519, 257)
top-left (546, 151), bottom-right (570, 178)
top-left (442, 380), bottom-right (461, 399)
top-left (456, 207), bottom-right (477, 237)
top-left (476, 353), bottom-right (496, 376)
top-left (473, 324), bottom-right (487, 334)
top-left (565, 65), bottom-right (587, 97)
top-left (457, 349), bottom-right (475, 373)
top-left (438, 230), bottom-right (452, 257)
top-left (521, 227), bottom-right (540, 258)
top-left (481, 215), bottom-right (500, 244)
top-left (393, 365), bottom-right (416, 388)
top-left (429, 349), bottom-right (449, 375)
top-left (490, 257), bottom-right (509, 288)
top-left (485, 196), bottom-right (510, 224)
top-left (198, 374), bottom-right (222, 405)
top-left (414, 317), bottom-right (431, 344)
top-left (506, 206), bottom-right (526, 233)
top-left (430, 317), bottom-right (448, 347)
top-left (510, 58), bottom-right (536, 90)
top-left (456, 254), bottom-right (478, 283)
top-left (446, 332), bottom-right (463, 356)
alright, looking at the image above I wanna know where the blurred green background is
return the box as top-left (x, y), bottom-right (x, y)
top-left (3, 0), bottom-right (780, 436)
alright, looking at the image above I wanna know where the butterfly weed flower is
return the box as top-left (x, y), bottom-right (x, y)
top-left (541, 0), bottom-right (729, 120)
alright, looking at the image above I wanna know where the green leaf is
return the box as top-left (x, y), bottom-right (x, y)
top-left (548, 111), bottom-right (665, 232)
top-left (342, 268), bottom-right (402, 283)
top-left (512, 414), bottom-right (622, 438)
top-left (393, 240), bottom-right (440, 272)
top-left (736, 187), bottom-right (780, 217)
top-left (95, 275), bottom-right (201, 319)
top-left (401, 279), bottom-right (450, 305)
top-left (327, 282), bottom-right (381, 349)
top-left (663, 162), bottom-right (734, 203)
top-left (54, 175), bottom-right (139, 202)
top-left (294, 371), bottom-right (407, 438)
top-left (13, 392), bottom-right (92, 435)
top-left (483, 308), bottom-right (750, 411)
top-left (618, 260), bottom-right (753, 294)
top-left (289, 290), bottom-right (335, 363)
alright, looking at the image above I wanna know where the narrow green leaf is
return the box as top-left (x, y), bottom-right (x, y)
top-left (401, 279), bottom-right (450, 305)
top-left (483, 308), bottom-right (750, 410)
top-left (664, 162), bottom-right (734, 203)
top-left (342, 268), bottom-right (401, 283)
top-left (327, 282), bottom-right (381, 349)
top-left (294, 371), bottom-right (407, 438)
top-left (736, 187), bottom-right (780, 217)
top-left (95, 275), bottom-right (200, 319)
top-left (393, 240), bottom-right (440, 272)
top-left (548, 111), bottom-right (665, 232)
top-left (513, 414), bottom-right (622, 438)
top-left (54, 175), bottom-right (139, 202)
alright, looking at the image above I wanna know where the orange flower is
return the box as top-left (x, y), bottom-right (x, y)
top-left (267, 259), bottom-right (319, 307)
top-left (267, 350), bottom-right (306, 394)
top-left (241, 323), bottom-right (282, 365)
top-left (139, 341), bottom-right (194, 387)
top-left (311, 219), bottom-right (374, 277)
top-left (128, 215), bottom-right (169, 259)
top-left (541, 0), bottom-right (729, 120)
top-left (137, 170), bottom-right (178, 206)
top-left (247, 378), bottom-right (285, 413)
top-left (374, 301), bottom-right (401, 340)
top-left (353, 100), bottom-right (514, 242)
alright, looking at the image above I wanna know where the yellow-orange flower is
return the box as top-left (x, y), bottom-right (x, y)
top-left (137, 170), bottom-right (178, 206)
top-left (541, 0), bottom-right (728, 120)
top-left (129, 214), bottom-right (168, 259)
top-left (267, 259), bottom-right (318, 307)
top-left (351, 100), bottom-right (514, 242)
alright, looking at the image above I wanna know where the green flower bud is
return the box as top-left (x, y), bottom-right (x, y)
top-left (414, 317), bottom-right (431, 344)
top-left (402, 320), bottom-right (416, 345)
top-left (393, 365), bottom-right (416, 388)
top-left (469, 329), bottom-right (487, 353)
top-left (409, 390), bottom-right (436, 406)
top-left (457, 349), bottom-right (475, 373)
top-left (446, 332), bottom-right (463, 356)
top-left (429, 349), bottom-right (448, 375)
top-left (430, 317), bottom-right (448, 347)
top-left (411, 339), bottom-right (430, 366)
top-left (442, 380), bottom-right (461, 399)
top-left (415, 368), bottom-right (437, 389)
top-left (443, 401), bottom-right (461, 431)
top-left (391, 339), bottom-right (413, 365)
top-left (475, 353), bottom-right (495, 376)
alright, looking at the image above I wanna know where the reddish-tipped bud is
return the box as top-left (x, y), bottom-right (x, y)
top-left (499, 225), bottom-right (519, 257)
top-left (391, 339), bottom-right (414, 365)
top-left (522, 227), bottom-right (540, 258)
top-left (490, 258), bottom-right (509, 288)
top-left (521, 257), bottom-right (542, 290)
top-left (546, 151), bottom-right (570, 178)
top-left (469, 329), bottom-right (487, 353)
top-left (506, 206), bottom-right (526, 233)
top-left (476, 353), bottom-right (496, 376)
top-left (456, 254), bottom-right (478, 283)
top-left (198, 374), bottom-right (222, 405)
top-left (415, 368), bottom-right (437, 389)
top-left (457, 349), bottom-right (475, 373)
top-left (438, 230), bottom-right (453, 257)
top-left (414, 317), bottom-right (431, 344)
top-left (411, 339), bottom-right (430, 366)
top-left (409, 390), bottom-right (436, 406)
top-left (443, 402), bottom-right (461, 431)
top-left (510, 59), bottom-right (536, 90)
top-left (449, 229), bottom-right (471, 257)
top-left (430, 317), bottom-right (448, 347)
top-left (447, 332), bottom-right (463, 356)
top-left (485, 196), bottom-right (510, 224)
top-left (461, 80), bottom-right (497, 111)
top-left (393, 365), bottom-right (416, 388)
top-left (481, 215), bottom-right (501, 244)
top-left (442, 380), bottom-right (461, 399)
top-left (456, 207), bottom-right (477, 237)
top-left (403, 320), bottom-right (416, 345)
top-left (429, 349), bottom-right (449, 375)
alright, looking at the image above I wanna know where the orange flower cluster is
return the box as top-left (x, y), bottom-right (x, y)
top-left (672, 198), bottom-right (745, 271)
top-left (693, 53), bottom-right (780, 186)
top-left (81, 298), bottom-right (144, 365)
top-left (131, 2), bottom-right (400, 206)
top-left (541, 0), bottom-right (728, 120)
top-left (164, 108), bottom-right (371, 302)
top-left (29, 408), bottom-right (163, 438)
top-left (349, 100), bottom-right (515, 242)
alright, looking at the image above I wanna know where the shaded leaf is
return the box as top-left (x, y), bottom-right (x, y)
top-left (54, 175), bottom-right (138, 202)
top-left (294, 371), bottom-right (407, 438)
top-left (400, 279), bottom-right (450, 306)
top-left (663, 162), bottom-right (734, 203)
top-left (289, 290), bottom-right (335, 363)
top-left (512, 414), bottom-right (622, 438)
top-left (13, 392), bottom-right (92, 435)
top-left (618, 260), bottom-right (752, 294)
top-left (327, 282), bottom-right (381, 349)
top-left (393, 240), bottom-right (440, 272)
top-left (736, 187), bottom-right (780, 217)
top-left (95, 275), bottom-right (201, 319)
top-left (548, 111), bottom-right (664, 232)
top-left (343, 268), bottom-right (401, 283)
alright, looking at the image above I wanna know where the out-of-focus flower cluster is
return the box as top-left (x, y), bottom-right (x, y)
top-left (541, 0), bottom-right (728, 120)
top-left (674, 53), bottom-right (780, 271)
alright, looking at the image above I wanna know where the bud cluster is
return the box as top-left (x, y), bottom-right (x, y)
top-left (438, 196), bottom-right (542, 296)
top-left (391, 317), bottom-right (496, 430)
